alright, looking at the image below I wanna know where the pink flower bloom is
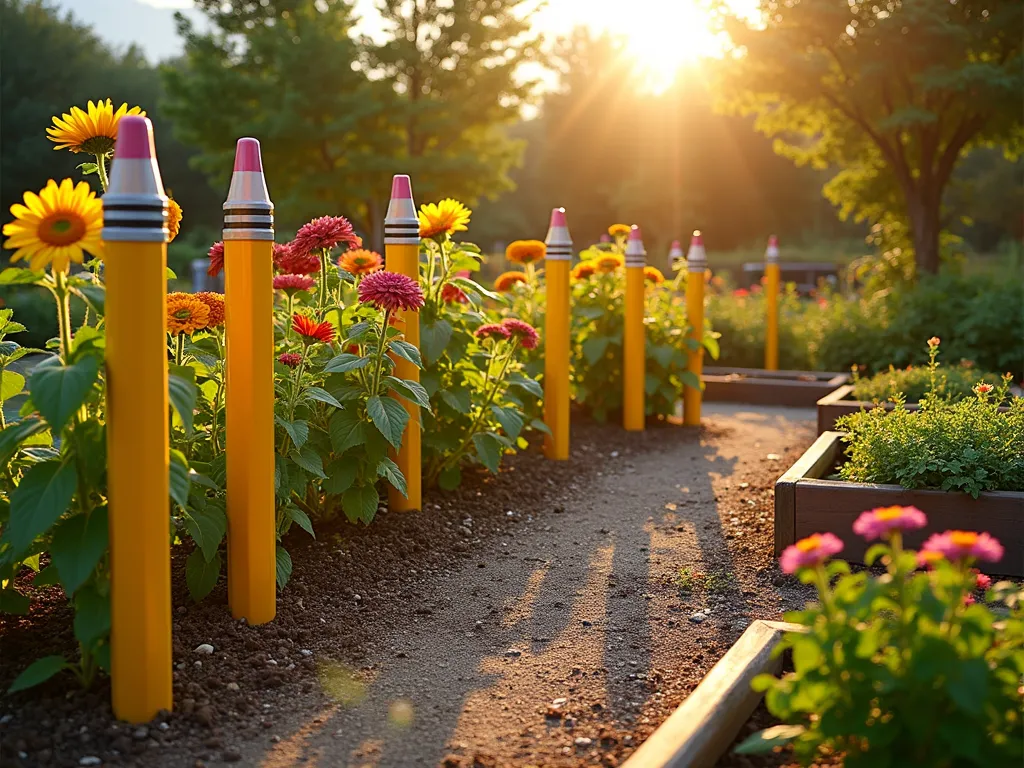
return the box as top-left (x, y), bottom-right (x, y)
top-left (927, 336), bottom-right (941, 348)
top-left (732, 288), bottom-right (749, 298)
top-left (273, 274), bottom-right (316, 294)
top-left (275, 242), bottom-right (321, 276)
top-left (779, 533), bottom-right (844, 574)
top-left (501, 318), bottom-right (538, 350)
top-left (442, 283), bottom-right (469, 304)
top-left (973, 570), bottom-right (992, 591)
top-left (852, 505), bottom-right (927, 541)
top-left (474, 323), bottom-right (512, 342)
top-left (973, 382), bottom-right (994, 396)
top-left (963, 594), bottom-right (976, 606)
top-left (920, 530), bottom-right (1004, 564)
top-left (291, 216), bottom-right (361, 255)
top-left (278, 352), bottom-right (302, 368)
top-left (357, 270), bottom-right (424, 312)
top-left (207, 241), bottom-right (224, 277)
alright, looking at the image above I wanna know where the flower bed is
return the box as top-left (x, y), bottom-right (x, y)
top-left (703, 366), bottom-right (850, 408)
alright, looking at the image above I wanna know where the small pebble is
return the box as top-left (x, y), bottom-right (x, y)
top-left (194, 644), bottom-right (214, 655)
top-left (79, 758), bottom-right (102, 767)
top-left (133, 727), bottom-right (149, 740)
top-left (226, 682), bottom-right (240, 691)
top-left (300, 649), bottom-right (313, 657)
top-left (504, 648), bottom-right (522, 658)
top-left (689, 612), bottom-right (706, 624)
top-left (574, 737), bottom-right (593, 747)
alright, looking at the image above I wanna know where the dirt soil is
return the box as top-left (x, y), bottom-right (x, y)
top-left (0, 403), bottom-right (817, 768)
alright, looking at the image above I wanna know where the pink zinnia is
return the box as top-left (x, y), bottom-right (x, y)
top-left (852, 506), bottom-right (927, 541)
top-left (291, 216), bottom-right (361, 255)
top-left (501, 318), bottom-right (538, 350)
top-left (278, 353), bottom-right (302, 368)
top-left (920, 530), bottom-right (1004, 564)
top-left (973, 570), bottom-right (992, 591)
top-left (357, 271), bottom-right (424, 312)
top-left (475, 323), bottom-right (511, 342)
top-left (927, 336), bottom-right (941, 348)
top-left (442, 283), bottom-right (469, 304)
top-left (207, 241), bottom-right (224, 277)
top-left (273, 274), bottom-right (316, 294)
top-left (276, 243), bottom-right (321, 276)
top-left (779, 533), bottom-right (844, 574)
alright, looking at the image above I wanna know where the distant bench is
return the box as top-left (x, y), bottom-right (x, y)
top-left (739, 262), bottom-right (839, 295)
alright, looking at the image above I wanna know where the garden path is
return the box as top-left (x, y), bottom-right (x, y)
top-left (231, 404), bottom-right (816, 768)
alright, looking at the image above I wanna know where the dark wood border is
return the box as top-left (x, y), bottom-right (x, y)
top-left (775, 431), bottom-right (1024, 576)
top-left (703, 367), bottom-right (850, 408)
top-left (621, 620), bottom-right (803, 768)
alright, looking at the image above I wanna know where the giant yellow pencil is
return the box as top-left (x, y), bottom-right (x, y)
top-left (683, 231), bottom-right (707, 426)
top-left (668, 239), bottom-right (684, 275)
top-left (103, 115), bottom-right (172, 722)
top-left (764, 234), bottom-right (780, 370)
top-left (543, 207), bottom-right (572, 459)
top-left (623, 225), bottom-right (647, 431)
top-left (384, 175), bottom-right (422, 511)
top-left (223, 138), bottom-right (276, 625)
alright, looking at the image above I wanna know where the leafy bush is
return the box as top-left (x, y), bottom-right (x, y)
top-left (739, 511), bottom-right (1023, 767)
top-left (850, 342), bottom-right (1004, 403)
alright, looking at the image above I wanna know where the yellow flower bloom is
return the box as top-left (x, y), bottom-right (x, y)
top-left (505, 239), bottom-right (546, 265)
top-left (167, 292), bottom-right (210, 336)
top-left (494, 271), bottom-right (527, 292)
top-left (2, 179), bottom-right (103, 273)
top-left (643, 266), bottom-right (665, 285)
top-left (418, 199), bottom-right (471, 239)
top-left (608, 224), bottom-right (631, 238)
top-left (167, 198), bottom-right (182, 243)
top-left (571, 261), bottom-right (597, 280)
top-left (46, 99), bottom-right (146, 155)
top-left (595, 254), bottom-right (624, 273)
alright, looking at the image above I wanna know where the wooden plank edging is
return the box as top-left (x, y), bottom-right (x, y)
top-left (622, 620), bottom-right (803, 768)
top-left (773, 431), bottom-right (844, 555)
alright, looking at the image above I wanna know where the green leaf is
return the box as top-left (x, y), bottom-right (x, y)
top-left (582, 336), bottom-right (610, 365)
top-left (186, 549), bottom-right (222, 601)
top-left (472, 432), bottom-right (503, 473)
top-left (946, 657), bottom-right (989, 712)
top-left (324, 353), bottom-right (371, 374)
top-left (50, 507), bottom-right (109, 595)
top-left (0, 267), bottom-right (44, 286)
top-left (367, 394), bottom-right (409, 449)
top-left (388, 340), bottom-right (423, 368)
top-left (385, 376), bottom-right (430, 408)
top-left (183, 498), bottom-right (227, 562)
top-left (303, 387), bottom-right (344, 409)
top-left (73, 584), bottom-right (110, 648)
top-left (734, 725), bottom-right (806, 754)
top-left (329, 409), bottom-right (367, 453)
top-left (275, 546), bottom-right (293, 589)
top-left (1, 370), bottom-right (25, 402)
top-left (276, 416), bottom-right (309, 450)
top-left (169, 449), bottom-right (191, 509)
top-left (168, 371), bottom-right (198, 437)
top-left (529, 418), bottom-right (552, 436)
top-left (439, 388), bottom-right (471, 414)
top-left (323, 457), bottom-right (359, 496)
top-left (0, 413), bottom-right (44, 466)
top-left (28, 354), bottom-right (100, 433)
top-left (284, 506), bottom-right (315, 538)
top-left (342, 483), bottom-right (379, 525)
top-left (680, 370), bottom-right (702, 390)
top-left (491, 405), bottom-right (524, 440)
top-left (438, 465), bottom-right (462, 491)
top-left (77, 161), bottom-right (99, 175)
top-left (420, 319), bottom-right (453, 365)
top-left (73, 284), bottom-right (106, 317)
top-left (7, 655), bottom-right (69, 693)
top-left (0, 588), bottom-right (30, 614)
top-left (510, 375), bottom-right (543, 398)
top-left (376, 456), bottom-right (407, 497)
top-left (7, 459), bottom-right (77, 554)
top-left (33, 567), bottom-right (61, 587)
top-left (290, 445), bottom-right (326, 478)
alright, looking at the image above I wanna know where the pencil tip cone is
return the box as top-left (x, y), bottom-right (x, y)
top-left (233, 138), bottom-right (263, 172)
top-left (391, 174), bottom-right (413, 201)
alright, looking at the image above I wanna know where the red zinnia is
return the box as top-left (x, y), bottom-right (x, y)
top-left (273, 274), bottom-right (316, 294)
top-left (442, 283), bottom-right (469, 304)
top-left (278, 353), bottom-right (302, 368)
top-left (357, 271), bottom-right (424, 312)
top-left (475, 323), bottom-right (511, 342)
top-left (292, 313), bottom-right (335, 345)
top-left (207, 241), bottom-right (224, 277)
top-left (276, 243), bottom-right (321, 276)
top-left (501, 318), bottom-right (538, 349)
top-left (291, 216), bottom-right (361, 255)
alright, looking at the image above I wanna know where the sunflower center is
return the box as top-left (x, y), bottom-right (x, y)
top-left (80, 136), bottom-right (116, 156)
top-left (173, 309), bottom-right (194, 320)
top-left (38, 214), bottom-right (87, 246)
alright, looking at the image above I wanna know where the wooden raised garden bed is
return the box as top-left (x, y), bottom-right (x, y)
top-left (775, 431), bottom-right (1024, 577)
top-left (622, 620), bottom-right (802, 768)
top-left (703, 367), bottom-right (850, 408)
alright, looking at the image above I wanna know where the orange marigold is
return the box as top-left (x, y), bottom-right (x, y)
top-left (505, 239), bottom-right (546, 265)
top-left (167, 292), bottom-right (210, 336)
top-left (643, 266), bottom-right (665, 285)
top-left (608, 224), bottom-right (631, 238)
top-left (494, 271), bottom-right (528, 292)
top-left (595, 254), bottom-right (623, 273)
top-left (195, 291), bottom-right (225, 328)
top-left (572, 261), bottom-right (597, 280)
top-left (338, 248), bottom-right (383, 276)
top-left (167, 197), bottom-right (182, 243)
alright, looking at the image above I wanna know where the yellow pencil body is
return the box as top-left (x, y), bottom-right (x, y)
top-left (683, 270), bottom-right (705, 426)
top-left (387, 242), bottom-right (421, 511)
top-left (544, 259), bottom-right (570, 458)
top-left (765, 262), bottom-right (780, 370)
top-left (225, 239), bottom-right (276, 625)
top-left (106, 241), bottom-right (172, 723)
top-left (623, 265), bottom-right (645, 431)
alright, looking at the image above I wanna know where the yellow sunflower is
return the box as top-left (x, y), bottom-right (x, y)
top-left (595, 254), bottom-right (624, 273)
top-left (571, 261), bottom-right (597, 280)
top-left (505, 239), bottom-right (546, 265)
top-left (608, 224), bottom-right (631, 238)
top-left (419, 199), bottom-right (471, 239)
top-left (47, 99), bottom-right (146, 155)
top-left (167, 293), bottom-right (211, 336)
top-left (167, 198), bottom-right (182, 243)
top-left (643, 266), bottom-right (665, 285)
top-left (494, 271), bottom-right (528, 292)
top-left (2, 179), bottom-right (103, 273)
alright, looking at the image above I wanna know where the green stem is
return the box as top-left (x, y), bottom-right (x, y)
top-left (285, 294), bottom-right (294, 340)
top-left (317, 249), bottom-right (330, 320)
top-left (370, 309), bottom-right (393, 396)
top-left (175, 334), bottom-right (185, 367)
top-left (94, 154), bottom-right (110, 193)
top-left (287, 353), bottom-right (307, 424)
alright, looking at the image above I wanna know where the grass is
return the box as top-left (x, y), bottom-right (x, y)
top-left (674, 566), bottom-right (739, 595)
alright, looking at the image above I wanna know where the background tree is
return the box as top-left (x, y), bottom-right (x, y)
top-left (715, 0), bottom-right (1023, 274)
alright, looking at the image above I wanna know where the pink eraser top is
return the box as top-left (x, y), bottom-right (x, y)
top-left (671, 239), bottom-right (681, 249)
top-left (768, 234), bottom-right (779, 246)
top-left (692, 230), bottom-right (703, 245)
top-left (113, 115), bottom-right (155, 160)
top-left (628, 225), bottom-right (642, 240)
top-left (391, 174), bottom-right (412, 200)
top-left (233, 138), bottom-right (263, 172)
top-left (550, 207), bottom-right (567, 227)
